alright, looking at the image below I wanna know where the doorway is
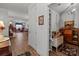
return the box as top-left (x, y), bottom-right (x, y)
top-left (48, 3), bottom-right (79, 56)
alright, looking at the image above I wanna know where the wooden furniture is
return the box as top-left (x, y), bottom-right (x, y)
top-left (59, 21), bottom-right (79, 55)
top-left (58, 27), bottom-right (79, 55)
top-left (0, 37), bottom-right (12, 56)
top-left (50, 36), bottom-right (63, 52)
top-left (62, 21), bottom-right (79, 45)
top-left (63, 28), bottom-right (73, 44)
top-left (62, 28), bottom-right (79, 46)
top-left (0, 37), bottom-right (9, 48)
top-left (73, 28), bottom-right (79, 45)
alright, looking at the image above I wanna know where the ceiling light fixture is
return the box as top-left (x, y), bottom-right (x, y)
top-left (72, 8), bottom-right (76, 12)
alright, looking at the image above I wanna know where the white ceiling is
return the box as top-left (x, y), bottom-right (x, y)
top-left (0, 3), bottom-right (75, 15)
top-left (49, 3), bottom-right (71, 14)
top-left (0, 3), bottom-right (29, 14)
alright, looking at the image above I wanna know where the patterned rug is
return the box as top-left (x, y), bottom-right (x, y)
top-left (59, 43), bottom-right (79, 56)
top-left (18, 52), bottom-right (31, 56)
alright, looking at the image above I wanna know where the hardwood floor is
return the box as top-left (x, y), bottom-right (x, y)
top-left (10, 32), bottom-right (39, 56)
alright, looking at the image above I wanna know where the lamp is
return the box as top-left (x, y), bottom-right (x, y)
top-left (0, 20), bottom-right (5, 41)
top-left (0, 21), bottom-right (5, 33)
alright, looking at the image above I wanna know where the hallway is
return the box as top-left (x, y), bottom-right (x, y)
top-left (10, 32), bottom-right (39, 56)
top-left (0, 3), bottom-right (79, 56)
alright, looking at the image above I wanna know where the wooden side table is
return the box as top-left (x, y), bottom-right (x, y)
top-left (0, 37), bottom-right (12, 56)
top-left (50, 36), bottom-right (63, 53)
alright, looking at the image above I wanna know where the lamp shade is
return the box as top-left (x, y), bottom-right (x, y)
top-left (0, 21), bottom-right (5, 33)
top-left (0, 21), bottom-right (5, 41)
top-left (0, 21), bottom-right (5, 29)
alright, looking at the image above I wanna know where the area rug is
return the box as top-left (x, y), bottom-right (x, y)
top-left (18, 52), bottom-right (31, 56)
top-left (59, 44), bottom-right (79, 56)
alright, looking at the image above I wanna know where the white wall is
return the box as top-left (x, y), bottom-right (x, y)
top-left (75, 4), bottom-right (79, 28)
top-left (60, 5), bottom-right (77, 28)
top-left (28, 4), bottom-right (37, 51)
top-left (8, 10), bottom-right (28, 19)
top-left (28, 3), bottom-right (49, 56)
top-left (50, 9), bottom-right (60, 32)
top-left (36, 4), bottom-right (49, 56)
top-left (61, 11), bottom-right (75, 27)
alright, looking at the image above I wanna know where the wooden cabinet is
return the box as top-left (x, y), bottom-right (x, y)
top-left (63, 28), bottom-right (73, 43)
top-left (0, 46), bottom-right (12, 56)
top-left (0, 37), bottom-right (12, 56)
top-left (63, 28), bottom-right (79, 46)
top-left (62, 20), bottom-right (79, 45)
top-left (51, 36), bottom-right (63, 48)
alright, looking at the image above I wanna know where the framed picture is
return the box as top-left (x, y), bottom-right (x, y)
top-left (65, 20), bottom-right (74, 27)
top-left (38, 15), bottom-right (44, 25)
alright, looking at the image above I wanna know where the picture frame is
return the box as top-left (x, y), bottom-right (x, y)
top-left (38, 15), bottom-right (44, 25)
top-left (65, 20), bottom-right (74, 27)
